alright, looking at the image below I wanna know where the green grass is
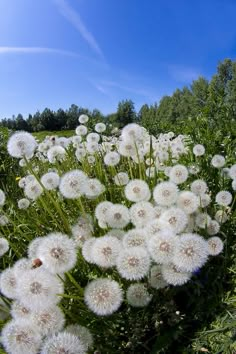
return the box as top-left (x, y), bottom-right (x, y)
top-left (33, 130), bottom-right (75, 141)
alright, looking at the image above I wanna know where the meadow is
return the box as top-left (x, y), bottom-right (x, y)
top-left (0, 114), bottom-right (235, 354)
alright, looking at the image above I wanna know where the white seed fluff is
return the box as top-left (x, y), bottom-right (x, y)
top-left (41, 332), bottom-right (86, 354)
top-left (116, 247), bottom-right (150, 280)
top-left (84, 278), bottom-right (123, 316)
top-left (126, 283), bottom-right (152, 307)
top-left (1, 319), bottom-right (42, 354)
top-left (36, 232), bottom-right (77, 274)
top-left (207, 237), bottom-right (224, 256)
top-left (172, 233), bottom-right (208, 272)
top-left (125, 179), bottom-right (151, 202)
top-left (7, 131), bottom-right (37, 158)
top-left (153, 182), bottom-right (179, 206)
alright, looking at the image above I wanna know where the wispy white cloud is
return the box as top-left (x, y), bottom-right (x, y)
top-left (168, 65), bottom-right (201, 83)
top-left (88, 79), bottom-right (114, 100)
top-left (53, 0), bottom-right (104, 59)
top-left (0, 46), bottom-right (80, 57)
top-left (101, 80), bottom-right (158, 102)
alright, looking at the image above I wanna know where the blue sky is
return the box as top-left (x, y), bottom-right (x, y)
top-left (0, 0), bottom-right (236, 118)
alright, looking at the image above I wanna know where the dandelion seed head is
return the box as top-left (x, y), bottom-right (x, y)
top-left (59, 170), bottom-right (87, 199)
top-left (130, 201), bottom-right (155, 228)
top-left (116, 247), bottom-right (150, 280)
top-left (41, 172), bottom-right (60, 190)
top-left (160, 207), bottom-right (188, 234)
top-left (84, 278), bottom-right (123, 316)
top-left (173, 233), bottom-right (208, 272)
top-left (153, 182), bottom-right (179, 206)
top-left (41, 332), bottom-right (86, 354)
top-left (125, 179), bottom-right (151, 202)
top-left (37, 232), bottom-right (77, 274)
top-left (7, 131), bottom-right (37, 158)
top-left (1, 319), bottom-right (42, 354)
top-left (148, 265), bottom-right (167, 289)
top-left (126, 283), bottom-right (152, 307)
top-left (207, 236), bottom-right (224, 256)
top-left (91, 236), bottom-right (122, 268)
top-left (211, 154), bottom-right (225, 168)
top-left (169, 164), bottom-right (189, 184)
top-left (78, 114), bottom-right (89, 124)
top-left (161, 263), bottom-right (192, 286)
top-left (216, 191), bottom-right (232, 206)
top-left (0, 237), bottom-right (9, 256)
top-left (17, 198), bottom-right (30, 209)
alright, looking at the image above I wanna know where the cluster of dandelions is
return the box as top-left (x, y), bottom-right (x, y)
top-left (0, 115), bottom-right (235, 353)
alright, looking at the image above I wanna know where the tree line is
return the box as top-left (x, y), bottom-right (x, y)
top-left (1, 59), bottom-right (236, 136)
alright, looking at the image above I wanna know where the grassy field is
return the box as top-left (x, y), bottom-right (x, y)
top-left (33, 130), bottom-right (75, 141)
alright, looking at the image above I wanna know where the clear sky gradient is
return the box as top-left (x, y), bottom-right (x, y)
top-left (0, 0), bottom-right (236, 118)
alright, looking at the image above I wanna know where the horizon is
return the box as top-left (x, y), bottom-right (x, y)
top-left (1, 0), bottom-right (236, 119)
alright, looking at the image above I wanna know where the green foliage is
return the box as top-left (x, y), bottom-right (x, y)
top-left (0, 127), bottom-right (19, 193)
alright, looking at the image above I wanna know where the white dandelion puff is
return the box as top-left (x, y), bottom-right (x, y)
top-left (76, 125), bottom-right (88, 136)
top-left (195, 212), bottom-right (211, 229)
top-left (16, 268), bottom-right (64, 311)
top-left (82, 238), bottom-right (97, 264)
top-left (81, 178), bottom-right (105, 199)
top-left (211, 154), bottom-right (225, 168)
top-left (215, 191), bottom-right (232, 206)
top-left (169, 164), bottom-right (189, 184)
top-left (207, 237), bottom-right (224, 256)
top-left (123, 229), bottom-right (147, 248)
top-left (125, 179), bottom-right (151, 202)
top-left (160, 207), bottom-right (188, 234)
top-left (199, 193), bottom-right (211, 208)
top-left (114, 172), bottom-right (129, 186)
top-left (193, 144), bottom-right (205, 156)
top-left (106, 204), bottom-right (130, 229)
top-left (95, 122), bottom-right (106, 133)
top-left (84, 278), bottom-right (123, 316)
top-left (7, 131), bottom-right (37, 158)
top-left (24, 180), bottom-right (43, 201)
top-left (31, 306), bottom-right (65, 337)
top-left (172, 233), bottom-right (208, 272)
top-left (104, 151), bottom-right (120, 166)
top-left (47, 145), bottom-right (66, 163)
top-left (65, 324), bottom-right (93, 350)
top-left (41, 172), bottom-right (60, 190)
top-left (177, 191), bottom-right (199, 214)
top-left (0, 268), bottom-right (18, 299)
top-left (91, 236), bottom-right (122, 268)
top-left (78, 114), bottom-right (89, 124)
top-left (0, 237), bottom-right (9, 256)
top-left (41, 332), bottom-right (86, 354)
top-left (215, 210), bottom-right (228, 224)
top-left (27, 237), bottom-right (44, 259)
top-left (147, 230), bottom-right (177, 264)
top-left (207, 220), bottom-right (220, 235)
top-left (116, 247), bottom-right (150, 280)
top-left (161, 263), bottom-right (192, 286)
top-left (0, 189), bottom-right (6, 207)
top-left (130, 201), bottom-right (155, 228)
top-left (148, 265), bottom-right (167, 289)
top-left (87, 132), bottom-right (100, 143)
top-left (1, 319), bottom-right (42, 354)
top-left (121, 123), bottom-right (143, 142)
top-left (153, 182), bottom-right (179, 207)
top-left (59, 170), bottom-right (87, 199)
top-left (229, 164), bottom-right (236, 179)
top-left (126, 283), bottom-right (152, 307)
top-left (17, 198), bottom-right (30, 209)
top-left (10, 301), bottom-right (31, 319)
top-left (36, 232), bottom-right (77, 274)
